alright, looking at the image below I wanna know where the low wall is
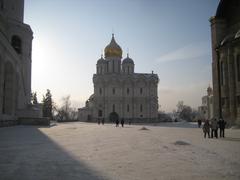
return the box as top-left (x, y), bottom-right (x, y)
top-left (0, 119), bottom-right (18, 127)
top-left (18, 117), bottom-right (50, 126)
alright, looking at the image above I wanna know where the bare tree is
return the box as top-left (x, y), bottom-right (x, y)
top-left (55, 95), bottom-right (78, 122)
top-left (176, 101), bottom-right (194, 122)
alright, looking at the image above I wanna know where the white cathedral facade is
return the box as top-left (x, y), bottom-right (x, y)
top-left (78, 34), bottom-right (159, 123)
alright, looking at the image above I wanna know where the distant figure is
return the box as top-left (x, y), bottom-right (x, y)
top-left (211, 118), bottom-right (218, 138)
top-left (98, 118), bottom-right (100, 125)
top-left (202, 120), bottom-right (210, 138)
top-left (116, 119), bottom-right (119, 127)
top-left (129, 119), bottom-right (131, 125)
top-left (121, 118), bottom-right (124, 127)
top-left (218, 118), bottom-right (226, 138)
top-left (198, 119), bottom-right (202, 128)
top-left (101, 118), bottom-right (105, 125)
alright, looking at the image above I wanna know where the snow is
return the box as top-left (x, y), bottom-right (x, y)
top-left (0, 122), bottom-right (239, 180)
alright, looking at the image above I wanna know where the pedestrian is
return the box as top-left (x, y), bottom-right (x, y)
top-left (211, 118), bottom-right (218, 138)
top-left (198, 119), bottom-right (202, 128)
top-left (98, 118), bottom-right (100, 125)
top-left (202, 120), bottom-right (210, 138)
top-left (121, 118), bottom-right (124, 127)
top-left (101, 118), bottom-right (105, 125)
top-left (116, 119), bottom-right (119, 127)
top-left (218, 118), bottom-right (226, 138)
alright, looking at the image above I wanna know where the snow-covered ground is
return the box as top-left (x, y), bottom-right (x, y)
top-left (0, 122), bottom-right (239, 180)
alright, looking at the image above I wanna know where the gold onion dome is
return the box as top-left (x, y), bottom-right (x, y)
top-left (104, 34), bottom-right (122, 58)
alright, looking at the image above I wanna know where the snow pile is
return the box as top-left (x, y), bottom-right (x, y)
top-left (139, 126), bottom-right (150, 131)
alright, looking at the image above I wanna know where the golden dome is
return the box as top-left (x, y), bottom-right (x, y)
top-left (104, 34), bottom-right (122, 58)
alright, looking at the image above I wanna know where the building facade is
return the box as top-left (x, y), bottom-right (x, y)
top-left (198, 86), bottom-right (214, 120)
top-left (78, 34), bottom-right (159, 123)
top-left (210, 0), bottom-right (240, 126)
top-left (0, 0), bottom-right (40, 125)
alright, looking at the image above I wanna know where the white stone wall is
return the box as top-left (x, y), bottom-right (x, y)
top-left (92, 73), bottom-right (159, 122)
top-left (0, 0), bottom-right (35, 121)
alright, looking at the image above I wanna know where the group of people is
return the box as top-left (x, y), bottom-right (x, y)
top-left (202, 118), bottom-right (226, 138)
top-left (97, 118), bottom-right (129, 127)
top-left (116, 118), bottom-right (125, 127)
top-left (97, 118), bottom-right (105, 125)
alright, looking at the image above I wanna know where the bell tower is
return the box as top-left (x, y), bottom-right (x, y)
top-left (0, 0), bottom-right (24, 22)
top-left (1, 0), bottom-right (33, 106)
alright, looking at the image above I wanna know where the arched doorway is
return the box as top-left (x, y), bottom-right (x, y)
top-left (109, 112), bottom-right (119, 123)
top-left (2, 62), bottom-right (15, 115)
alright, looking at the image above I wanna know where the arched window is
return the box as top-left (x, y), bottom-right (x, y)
top-left (127, 88), bottom-right (129, 95)
top-left (113, 61), bottom-right (115, 72)
top-left (112, 88), bottom-right (115, 95)
top-left (11, 35), bottom-right (22, 54)
top-left (140, 104), bottom-right (143, 112)
top-left (99, 88), bottom-right (102, 95)
top-left (140, 88), bottom-right (143, 95)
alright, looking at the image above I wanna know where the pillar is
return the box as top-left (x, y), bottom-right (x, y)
top-left (228, 48), bottom-right (236, 125)
top-left (0, 59), bottom-right (3, 114)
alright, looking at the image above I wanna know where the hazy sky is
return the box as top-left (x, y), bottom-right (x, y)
top-left (24, 0), bottom-right (219, 112)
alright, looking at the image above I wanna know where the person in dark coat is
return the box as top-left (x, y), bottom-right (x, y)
top-left (218, 118), bottom-right (226, 138)
top-left (198, 119), bottom-right (202, 128)
top-left (202, 120), bottom-right (210, 138)
top-left (116, 119), bottom-right (119, 127)
top-left (101, 118), bottom-right (105, 125)
top-left (121, 118), bottom-right (124, 127)
top-left (211, 118), bottom-right (218, 138)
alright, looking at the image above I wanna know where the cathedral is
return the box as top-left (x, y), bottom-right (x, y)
top-left (0, 0), bottom-right (41, 126)
top-left (210, 0), bottom-right (240, 126)
top-left (78, 34), bottom-right (159, 123)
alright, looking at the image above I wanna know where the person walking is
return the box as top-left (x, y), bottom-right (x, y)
top-left (116, 119), bottom-right (119, 127)
top-left (218, 118), bottom-right (226, 138)
top-left (211, 118), bottom-right (218, 138)
top-left (198, 119), bottom-right (202, 128)
top-left (202, 120), bottom-right (210, 138)
top-left (121, 118), bottom-right (124, 127)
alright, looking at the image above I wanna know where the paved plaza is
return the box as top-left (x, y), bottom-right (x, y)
top-left (0, 122), bottom-right (240, 180)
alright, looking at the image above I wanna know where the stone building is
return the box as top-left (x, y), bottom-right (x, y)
top-left (210, 0), bottom-right (240, 125)
top-left (198, 86), bottom-right (214, 120)
top-left (78, 34), bottom-right (159, 123)
top-left (0, 0), bottom-right (41, 125)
